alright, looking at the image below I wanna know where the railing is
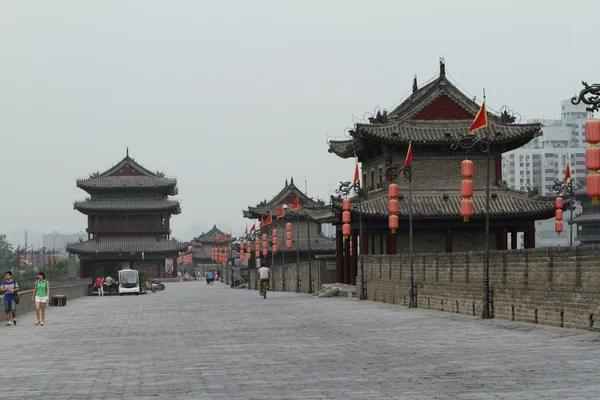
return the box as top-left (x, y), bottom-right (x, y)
top-left (88, 221), bottom-right (168, 230)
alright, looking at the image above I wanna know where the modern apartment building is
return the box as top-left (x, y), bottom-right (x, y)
top-left (502, 99), bottom-right (592, 248)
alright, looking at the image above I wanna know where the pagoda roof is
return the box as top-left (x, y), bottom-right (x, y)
top-left (192, 225), bottom-right (231, 243)
top-left (76, 153), bottom-right (177, 194)
top-left (329, 120), bottom-right (541, 158)
top-left (243, 178), bottom-right (324, 219)
top-left (235, 236), bottom-right (335, 252)
top-left (570, 213), bottom-right (599, 224)
top-left (332, 188), bottom-right (556, 221)
top-left (328, 59), bottom-right (539, 158)
top-left (66, 237), bottom-right (189, 255)
top-left (73, 199), bottom-right (181, 214)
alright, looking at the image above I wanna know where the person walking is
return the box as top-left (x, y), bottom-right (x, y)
top-left (95, 276), bottom-right (104, 296)
top-left (32, 272), bottom-right (50, 326)
top-left (0, 271), bottom-right (19, 326)
top-left (230, 271), bottom-right (235, 288)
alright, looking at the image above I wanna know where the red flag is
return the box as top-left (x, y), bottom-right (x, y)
top-left (250, 223), bottom-right (256, 232)
top-left (469, 99), bottom-right (488, 134)
top-left (276, 206), bottom-right (284, 218)
top-left (564, 160), bottom-right (571, 184)
top-left (353, 157), bottom-right (360, 184)
top-left (290, 197), bottom-right (299, 211)
top-left (402, 141), bottom-right (412, 171)
top-left (265, 213), bottom-right (273, 225)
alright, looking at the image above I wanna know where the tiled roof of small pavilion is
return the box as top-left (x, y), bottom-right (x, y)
top-left (76, 155), bottom-right (177, 193)
top-left (73, 199), bottom-right (181, 214)
top-left (233, 236), bottom-right (335, 252)
top-left (332, 188), bottom-right (556, 221)
top-left (570, 213), bottom-right (600, 224)
top-left (243, 178), bottom-right (324, 219)
top-left (328, 60), bottom-right (540, 158)
top-left (66, 237), bottom-right (189, 255)
top-left (192, 225), bottom-right (231, 243)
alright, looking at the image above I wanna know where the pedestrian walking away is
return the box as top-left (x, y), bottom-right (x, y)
top-left (230, 271), bottom-right (235, 288)
top-left (33, 272), bottom-right (50, 326)
top-left (0, 271), bottom-right (19, 326)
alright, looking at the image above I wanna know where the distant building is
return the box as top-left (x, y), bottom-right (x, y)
top-left (43, 231), bottom-right (86, 258)
top-left (190, 225), bottom-right (233, 265)
top-left (502, 99), bottom-right (591, 247)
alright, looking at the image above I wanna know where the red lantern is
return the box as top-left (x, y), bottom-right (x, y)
top-left (286, 222), bottom-right (292, 232)
top-left (555, 197), bottom-right (563, 209)
top-left (389, 215), bottom-right (399, 233)
top-left (586, 146), bottom-right (600, 171)
top-left (262, 233), bottom-right (267, 242)
top-left (240, 243), bottom-right (244, 252)
top-left (240, 254), bottom-right (245, 262)
top-left (461, 159), bottom-right (474, 179)
top-left (555, 221), bottom-right (563, 234)
top-left (587, 173), bottom-right (600, 204)
top-left (286, 239), bottom-right (292, 249)
top-left (461, 198), bottom-right (473, 222)
top-left (388, 183), bottom-right (399, 198)
top-left (555, 209), bottom-right (563, 221)
top-left (342, 198), bottom-right (351, 211)
top-left (388, 199), bottom-right (399, 214)
top-left (342, 210), bottom-right (351, 223)
top-left (263, 248), bottom-right (268, 257)
top-left (255, 250), bottom-right (260, 258)
top-left (273, 244), bottom-right (278, 254)
top-left (586, 119), bottom-right (600, 145)
top-left (255, 238), bottom-right (260, 252)
top-left (273, 236), bottom-right (278, 245)
top-left (342, 223), bottom-right (351, 237)
top-left (461, 180), bottom-right (474, 197)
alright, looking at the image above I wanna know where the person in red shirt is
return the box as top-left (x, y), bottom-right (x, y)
top-left (95, 277), bottom-right (104, 296)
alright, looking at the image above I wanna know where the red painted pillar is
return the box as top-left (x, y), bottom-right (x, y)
top-left (343, 237), bottom-right (351, 284)
top-left (173, 257), bottom-right (178, 278)
top-left (336, 229), bottom-right (343, 283)
top-left (524, 228), bottom-right (536, 249)
top-left (351, 229), bottom-right (358, 286)
top-left (79, 259), bottom-right (84, 279)
top-left (387, 232), bottom-right (397, 255)
top-left (495, 156), bottom-right (502, 186)
top-left (446, 227), bottom-right (452, 253)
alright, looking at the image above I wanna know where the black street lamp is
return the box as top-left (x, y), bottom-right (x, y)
top-left (450, 131), bottom-right (496, 319)
top-left (382, 163), bottom-right (415, 308)
top-left (334, 179), bottom-right (366, 300)
top-left (551, 179), bottom-right (577, 247)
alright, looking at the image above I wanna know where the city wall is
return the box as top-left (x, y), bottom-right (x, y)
top-left (360, 246), bottom-right (600, 330)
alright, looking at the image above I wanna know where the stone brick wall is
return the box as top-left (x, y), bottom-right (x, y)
top-left (359, 246), bottom-right (600, 330)
top-left (5, 281), bottom-right (89, 315)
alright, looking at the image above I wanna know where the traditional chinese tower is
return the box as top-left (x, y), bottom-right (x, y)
top-left (66, 150), bottom-right (188, 280)
top-left (326, 59), bottom-right (557, 283)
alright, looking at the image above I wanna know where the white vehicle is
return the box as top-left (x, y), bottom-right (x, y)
top-left (118, 269), bottom-right (140, 295)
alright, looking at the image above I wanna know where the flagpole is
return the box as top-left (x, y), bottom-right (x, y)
top-left (407, 165), bottom-right (415, 308)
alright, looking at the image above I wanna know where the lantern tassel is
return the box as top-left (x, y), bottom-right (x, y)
top-left (463, 216), bottom-right (469, 223)
top-left (594, 197), bottom-right (599, 205)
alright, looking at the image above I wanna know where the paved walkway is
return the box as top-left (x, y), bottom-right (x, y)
top-left (3, 282), bottom-right (600, 399)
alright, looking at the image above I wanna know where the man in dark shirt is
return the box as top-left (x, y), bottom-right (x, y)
top-left (0, 271), bottom-right (19, 326)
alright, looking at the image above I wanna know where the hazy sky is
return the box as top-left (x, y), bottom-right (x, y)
top-left (1, 0), bottom-right (599, 244)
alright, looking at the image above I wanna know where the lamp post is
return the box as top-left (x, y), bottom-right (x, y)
top-left (551, 178), bottom-right (576, 247)
top-left (382, 163), bottom-right (415, 307)
top-left (450, 130), bottom-right (495, 319)
top-left (334, 179), bottom-right (366, 300)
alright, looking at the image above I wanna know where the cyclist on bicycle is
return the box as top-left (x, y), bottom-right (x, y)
top-left (257, 263), bottom-right (270, 296)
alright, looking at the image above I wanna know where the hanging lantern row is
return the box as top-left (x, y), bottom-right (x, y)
top-left (286, 223), bottom-right (293, 250)
top-left (262, 233), bottom-right (268, 257)
top-left (388, 183), bottom-right (399, 233)
top-left (272, 229), bottom-right (279, 254)
top-left (555, 197), bottom-right (563, 235)
top-left (342, 198), bottom-right (351, 238)
top-left (240, 243), bottom-right (245, 263)
top-left (586, 119), bottom-right (600, 204)
top-left (255, 237), bottom-right (260, 259)
top-left (460, 159), bottom-right (474, 222)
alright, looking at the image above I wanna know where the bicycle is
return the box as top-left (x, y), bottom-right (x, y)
top-left (259, 279), bottom-right (269, 299)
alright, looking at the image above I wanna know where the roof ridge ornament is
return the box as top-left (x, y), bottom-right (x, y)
top-left (439, 57), bottom-right (446, 78)
top-left (126, 147), bottom-right (129, 158)
top-left (412, 75), bottom-right (418, 93)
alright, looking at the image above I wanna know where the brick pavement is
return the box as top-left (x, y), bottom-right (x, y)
top-left (2, 281), bottom-right (600, 399)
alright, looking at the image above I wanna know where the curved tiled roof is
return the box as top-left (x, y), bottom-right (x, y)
top-left (77, 176), bottom-right (177, 190)
top-left (244, 181), bottom-right (322, 219)
top-left (66, 237), bottom-right (189, 255)
top-left (73, 199), bottom-right (181, 214)
top-left (333, 188), bottom-right (556, 220)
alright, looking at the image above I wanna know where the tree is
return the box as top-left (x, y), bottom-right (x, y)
top-left (0, 234), bottom-right (17, 272)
